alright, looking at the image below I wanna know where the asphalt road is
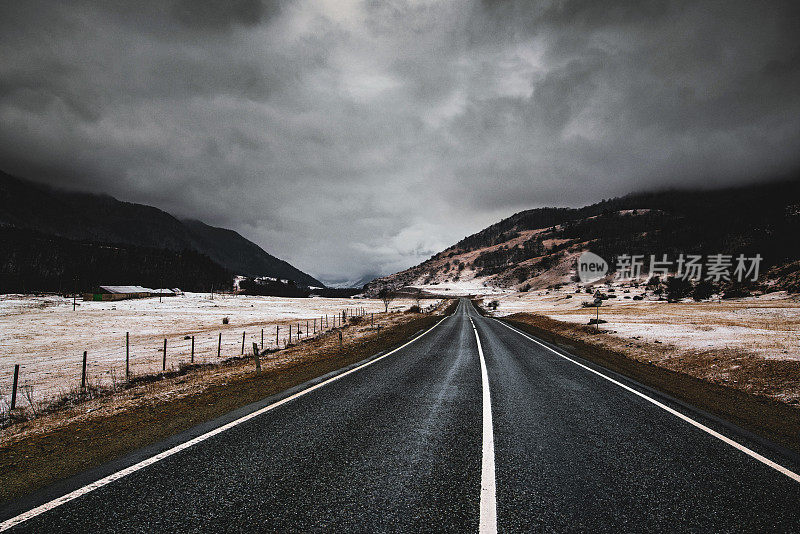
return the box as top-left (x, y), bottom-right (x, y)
top-left (3, 299), bottom-right (800, 532)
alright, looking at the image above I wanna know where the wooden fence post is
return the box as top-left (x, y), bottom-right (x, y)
top-left (126, 332), bottom-right (130, 380)
top-left (338, 330), bottom-right (343, 351)
top-left (241, 331), bottom-right (246, 355)
top-left (252, 342), bottom-right (261, 373)
top-left (261, 328), bottom-right (264, 349)
top-left (218, 332), bottom-right (222, 359)
top-left (162, 338), bottom-right (167, 371)
top-left (10, 364), bottom-right (19, 410)
top-left (191, 335), bottom-right (195, 363)
top-left (276, 325), bottom-right (279, 348)
top-left (81, 351), bottom-right (88, 390)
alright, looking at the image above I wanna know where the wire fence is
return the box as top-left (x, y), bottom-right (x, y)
top-left (1, 302), bottom-right (441, 418)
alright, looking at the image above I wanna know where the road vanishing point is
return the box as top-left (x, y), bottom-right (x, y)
top-left (3, 299), bottom-right (800, 532)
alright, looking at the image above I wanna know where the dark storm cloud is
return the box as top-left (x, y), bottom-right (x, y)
top-left (171, 0), bottom-right (278, 31)
top-left (1, 1), bottom-right (799, 283)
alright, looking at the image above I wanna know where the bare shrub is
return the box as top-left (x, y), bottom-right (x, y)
top-left (110, 367), bottom-right (120, 391)
top-left (22, 385), bottom-right (37, 417)
top-left (0, 386), bottom-right (8, 427)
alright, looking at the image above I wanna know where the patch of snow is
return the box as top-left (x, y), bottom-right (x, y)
top-left (410, 279), bottom-right (514, 296)
top-left (488, 289), bottom-right (800, 361)
top-left (0, 293), bottom-right (437, 406)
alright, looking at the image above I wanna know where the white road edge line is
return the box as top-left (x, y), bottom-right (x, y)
top-left (0, 314), bottom-right (452, 531)
top-left (494, 319), bottom-right (800, 484)
top-left (470, 317), bottom-right (498, 534)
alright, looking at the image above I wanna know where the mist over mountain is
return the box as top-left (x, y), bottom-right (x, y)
top-left (323, 273), bottom-right (382, 289)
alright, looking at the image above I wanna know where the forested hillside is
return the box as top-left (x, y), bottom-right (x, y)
top-left (0, 171), bottom-right (323, 292)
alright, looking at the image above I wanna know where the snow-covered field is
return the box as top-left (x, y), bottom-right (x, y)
top-left (487, 287), bottom-right (800, 360)
top-left (0, 293), bottom-right (431, 407)
top-left (411, 279), bottom-right (514, 296)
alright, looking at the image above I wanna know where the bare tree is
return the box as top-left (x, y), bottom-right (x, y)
top-left (378, 287), bottom-right (395, 313)
top-left (413, 288), bottom-right (422, 309)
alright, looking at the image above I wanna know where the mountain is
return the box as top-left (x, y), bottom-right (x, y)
top-left (180, 219), bottom-right (320, 287)
top-left (0, 171), bottom-right (322, 291)
top-left (323, 273), bottom-right (381, 289)
top-left (365, 177), bottom-right (800, 295)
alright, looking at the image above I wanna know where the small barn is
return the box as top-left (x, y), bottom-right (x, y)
top-left (83, 285), bottom-right (184, 301)
top-left (83, 285), bottom-right (153, 301)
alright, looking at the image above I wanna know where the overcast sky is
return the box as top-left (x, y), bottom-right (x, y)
top-left (1, 1), bottom-right (799, 284)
